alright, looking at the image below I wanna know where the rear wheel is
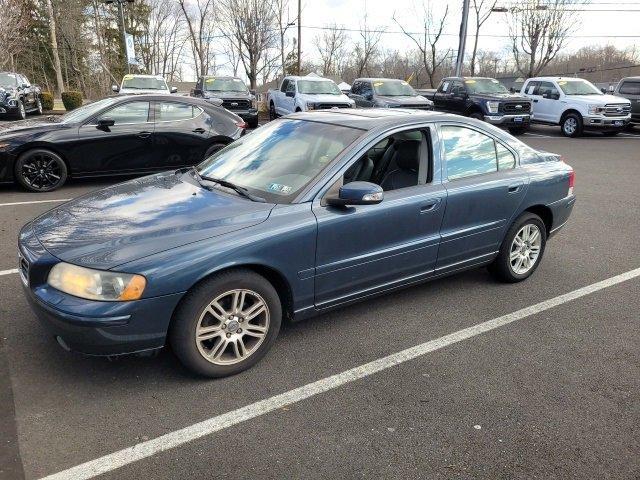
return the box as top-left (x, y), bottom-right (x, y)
top-left (15, 149), bottom-right (68, 192)
top-left (203, 143), bottom-right (226, 160)
top-left (169, 270), bottom-right (282, 378)
top-left (15, 100), bottom-right (26, 120)
top-left (489, 212), bottom-right (546, 283)
top-left (561, 113), bottom-right (583, 137)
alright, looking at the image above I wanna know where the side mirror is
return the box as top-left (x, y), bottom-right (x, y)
top-left (250, 89), bottom-right (256, 95)
top-left (22, 83), bottom-right (30, 89)
top-left (112, 85), bottom-right (120, 93)
top-left (97, 117), bottom-right (115, 128)
top-left (326, 181), bottom-right (384, 207)
top-left (285, 91), bottom-right (295, 98)
top-left (170, 86), bottom-right (178, 94)
top-left (600, 88), bottom-right (606, 93)
top-left (193, 88), bottom-right (202, 95)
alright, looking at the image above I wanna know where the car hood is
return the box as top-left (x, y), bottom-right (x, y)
top-left (118, 88), bottom-right (170, 95)
top-left (470, 92), bottom-right (530, 102)
top-left (564, 94), bottom-right (630, 105)
top-left (0, 116), bottom-right (66, 137)
top-left (32, 171), bottom-right (275, 270)
top-left (376, 95), bottom-right (433, 106)
top-left (303, 93), bottom-right (354, 104)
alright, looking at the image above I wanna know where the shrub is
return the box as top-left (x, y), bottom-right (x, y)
top-left (61, 91), bottom-right (83, 111)
top-left (40, 91), bottom-right (54, 111)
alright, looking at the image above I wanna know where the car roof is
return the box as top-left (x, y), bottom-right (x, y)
top-left (107, 94), bottom-right (213, 106)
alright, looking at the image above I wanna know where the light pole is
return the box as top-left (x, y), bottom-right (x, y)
top-left (297, 0), bottom-right (302, 75)
top-left (455, 0), bottom-right (470, 77)
top-left (105, 0), bottom-right (134, 74)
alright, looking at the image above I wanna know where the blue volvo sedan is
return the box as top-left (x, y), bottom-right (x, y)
top-left (18, 109), bottom-right (575, 377)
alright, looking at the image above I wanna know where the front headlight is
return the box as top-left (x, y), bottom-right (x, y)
top-left (486, 101), bottom-right (500, 114)
top-left (588, 105), bottom-right (605, 115)
top-left (48, 263), bottom-right (146, 301)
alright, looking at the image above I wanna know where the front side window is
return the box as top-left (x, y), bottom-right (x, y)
top-left (360, 82), bottom-right (373, 97)
top-left (372, 80), bottom-right (417, 96)
top-left (441, 126), bottom-right (497, 180)
top-left (450, 81), bottom-right (465, 95)
top-left (97, 101), bottom-right (150, 125)
top-left (285, 81), bottom-right (296, 93)
top-left (297, 80), bottom-right (341, 95)
top-left (158, 102), bottom-right (200, 121)
top-left (557, 79), bottom-right (601, 95)
top-left (197, 119), bottom-right (362, 203)
top-left (121, 76), bottom-right (168, 91)
top-left (619, 81), bottom-right (640, 95)
top-left (537, 81), bottom-right (559, 97)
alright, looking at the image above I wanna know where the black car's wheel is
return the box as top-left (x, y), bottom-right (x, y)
top-left (269, 102), bottom-right (277, 121)
top-left (248, 118), bottom-right (259, 129)
top-left (15, 149), bottom-right (68, 192)
top-left (508, 127), bottom-right (527, 136)
top-left (203, 143), bottom-right (226, 160)
top-left (561, 113), bottom-right (583, 137)
top-left (15, 100), bottom-right (26, 120)
top-left (469, 111), bottom-right (484, 121)
top-left (488, 212), bottom-right (547, 283)
top-left (170, 269), bottom-right (282, 378)
top-left (33, 97), bottom-right (43, 115)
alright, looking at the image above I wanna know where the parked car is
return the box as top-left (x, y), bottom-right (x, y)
top-left (520, 77), bottom-right (631, 137)
top-left (191, 76), bottom-right (259, 128)
top-left (0, 95), bottom-right (245, 192)
top-left (112, 74), bottom-right (177, 95)
top-left (425, 76), bottom-right (532, 135)
top-left (612, 76), bottom-right (640, 128)
top-left (0, 72), bottom-right (42, 120)
top-left (267, 75), bottom-right (355, 119)
top-left (348, 78), bottom-right (433, 110)
top-left (19, 109), bottom-right (575, 377)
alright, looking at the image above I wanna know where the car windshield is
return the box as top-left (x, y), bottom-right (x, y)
top-left (0, 73), bottom-right (18, 87)
top-left (372, 80), bottom-right (417, 96)
top-left (122, 76), bottom-right (168, 90)
top-left (557, 80), bottom-right (601, 95)
top-left (196, 119), bottom-right (362, 203)
top-left (204, 77), bottom-right (248, 92)
top-left (297, 80), bottom-right (341, 95)
top-left (59, 97), bottom-right (120, 124)
top-left (464, 78), bottom-right (509, 94)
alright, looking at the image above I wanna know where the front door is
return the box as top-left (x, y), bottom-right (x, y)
top-left (535, 81), bottom-right (563, 123)
top-left (72, 100), bottom-right (155, 175)
top-left (312, 127), bottom-right (447, 308)
top-left (436, 123), bottom-right (529, 271)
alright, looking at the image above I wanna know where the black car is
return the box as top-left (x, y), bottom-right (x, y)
top-left (0, 95), bottom-right (245, 192)
top-left (191, 76), bottom-right (259, 128)
top-left (349, 78), bottom-right (434, 110)
top-left (0, 72), bottom-right (42, 120)
top-left (425, 77), bottom-right (532, 135)
top-left (613, 76), bottom-right (640, 127)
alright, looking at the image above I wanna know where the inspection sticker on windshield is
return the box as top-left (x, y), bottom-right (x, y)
top-left (373, 82), bottom-right (384, 87)
top-left (465, 79), bottom-right (476, 84)
top-left (206, 78), bottom-right (215, 83)
top-left (268, 183), bottom-right (293, 194)
top-left (123, 74), bottom-right (134, 80)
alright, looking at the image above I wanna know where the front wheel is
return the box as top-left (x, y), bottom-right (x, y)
top-left (561, 113), bottom-right (583, 137)
top-left (15, 100), bottom-right (26, 120)
top-left (33, 97), bottom-right (43, 115)
top-left (169, 270), bottom-right (282, 378)
top-left (15, 149), bottom-right (68, 192)
top-left (508, 127), bottom-right (527, 136)
top-left (203, 142), bottom-right (226, 160)
top-left (488, 212), bottom-right (547, 283)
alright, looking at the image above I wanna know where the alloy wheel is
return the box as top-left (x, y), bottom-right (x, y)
top-left (509, 224), bottom-right (542, 275)
top-left (20, 153), bottom-right (63, 190)
top-left (563, 117), bottom-right (577, 135)
top-left (195, 289), bottom-right (270, 365)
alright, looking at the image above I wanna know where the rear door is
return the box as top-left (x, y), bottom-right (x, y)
top-left (435, 123), bottom-right (529, 271)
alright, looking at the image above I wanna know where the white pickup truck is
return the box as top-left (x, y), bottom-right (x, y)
top-left (520, 77), bottom-right (631, 137)
top-left (267, 76), bottom-right (355, 119)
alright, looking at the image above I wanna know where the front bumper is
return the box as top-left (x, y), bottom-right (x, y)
top-left (19, 225), bottom-right (184, 356)
top-left (582, 115), bottom-right (630, 130)
top-left (484, 114), bottom-right (531, 126)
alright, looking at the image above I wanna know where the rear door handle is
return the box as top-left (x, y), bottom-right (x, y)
top-left (420, 198), bottom-right (442, 213)
top-left (508, 183), bottom-right (523, 194)
top-left (137, 131), bottom-right (152, 139)
top-left (192, 128), bottom-right (206, 134)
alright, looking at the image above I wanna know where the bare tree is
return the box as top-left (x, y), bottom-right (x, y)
top-left (0, 0), bottom-right (32, 71)
top-left (44, 0), bottom-right (65, 93)
top-left (470, 0), bottom-right (497, 75)
top-left (354, 14), bottom-right (383, 77)
top-left (272, 0), bottom-right (292, 78)
top-left (393, 2), bottom-right (450, 88)
top-left (508, 0), bottom-right (578, 78)
top-left (178, 0), bottom-right (216, 77)
top-left (314, 24), bottom-right (348, 76)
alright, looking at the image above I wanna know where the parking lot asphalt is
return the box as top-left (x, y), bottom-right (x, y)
top-left (0, 124), bottom-right (639, 480)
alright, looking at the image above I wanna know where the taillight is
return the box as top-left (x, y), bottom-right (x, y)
top-left (236, 120), bottom-right (247, 129)
top-left (568, 169), bottom-right (575, 196)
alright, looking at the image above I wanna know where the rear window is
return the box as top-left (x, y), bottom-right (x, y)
top-left (619, 81), bottom-right (640, 95)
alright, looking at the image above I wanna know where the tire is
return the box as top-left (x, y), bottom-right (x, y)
top-left (469, 111), bottom-right (484, 121)
top-left (602, 131), bottom-right (619, 136)
top-left (248, 118), bottom-right (259, 129)
top-left (269, 102), bottom-right (277, 121)
top-left (488, 212), bottom-right (547, 283)
top-left (15, 149), bottom-right (68, 192)
top-left (561, 113), bottom-right (583, 137)
top-left (15, 100), bottom-right (26, 120)
top-left (508, 127), bottom-right (527, 136)
top-left (203, 142), bottom-right (226, 160)
top-left (169, 269), bottom-right (282, 378)
top-left (33, 97), bottom-right (43, 115)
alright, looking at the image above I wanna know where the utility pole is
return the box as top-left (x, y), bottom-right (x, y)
top-left (297, 0), bottom-right (302, 75)
top-left (106, 0), bottom-right (132, 74)
top-left (455, 0), bottom-right (470, 77)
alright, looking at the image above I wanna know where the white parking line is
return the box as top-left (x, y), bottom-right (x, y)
top-left (0, 269), bottom-right (18, 276)
top-left (39, 266), bottom-right (640, 480)
top-left (0, 198), bottom-right (71, 208)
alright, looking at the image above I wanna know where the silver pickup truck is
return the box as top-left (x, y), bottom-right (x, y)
top-left (267, 76), bottom-right (354, 119)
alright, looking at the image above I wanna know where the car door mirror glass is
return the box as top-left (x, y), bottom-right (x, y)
top-left (170, 86), bottom-right (178, 94)
top-left (97, 117), bottom-right (115, 128)
top-left (326, 181), bottom-right (384, 207)
top-left (112, 85), bottom-right (119, 92)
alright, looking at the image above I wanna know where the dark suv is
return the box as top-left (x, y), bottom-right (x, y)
top-left (349, 78), bottom-right (433, 110)
top-left (191, 76), bottom-right (258, 128)
top-left (0, 72), bottom-right (42, 120)
top-left (613, 76), bottom-right (640, 128)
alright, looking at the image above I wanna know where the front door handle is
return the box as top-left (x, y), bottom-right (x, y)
top-left (192, 128), bottom-right (206, 134)
top-left (137, 131), bottom-right (152, 139)
top-left (508, 183), bottom-right (523, 194)
top-left (420, 198), bottom-right (442, 213)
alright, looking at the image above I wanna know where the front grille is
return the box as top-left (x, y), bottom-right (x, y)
top-left (18, 251), bottom-right (29, 285)
top-left (221, 99), bottom-right (251, 110)
top-left (502, 102), bottom-right (531, 113)
top-left (315, 103), bottom-right (351, 110)
top-left (603, 103), bottom-right (631, 117)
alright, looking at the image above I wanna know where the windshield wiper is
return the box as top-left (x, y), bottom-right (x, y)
top-left (195, 170), bottom-right (266, 202)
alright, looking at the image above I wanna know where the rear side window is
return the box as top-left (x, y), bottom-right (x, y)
top-left (619, 81), bottom-right (640, 95)
top-left (158, 102), bottom-right (201, 121)
top-left (496, 142), bottom-right (516, 170)
top-left (441, 126), bottom-right (499, 180)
